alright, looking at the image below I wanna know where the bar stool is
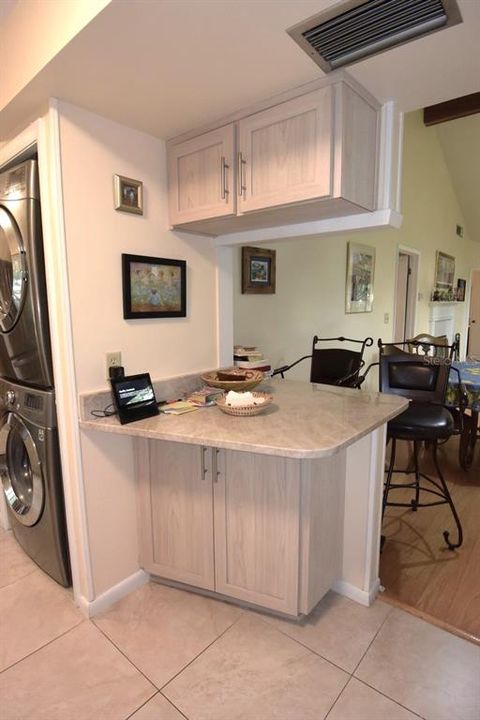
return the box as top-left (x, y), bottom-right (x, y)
top-left (380, 351), bottom-right (463, 550)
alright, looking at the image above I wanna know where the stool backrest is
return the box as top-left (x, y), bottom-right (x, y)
top-left (379, 352), bottom-right (450, 404)
top-left (406, 333), bottom-right (453, 359)
top-left (310, 336), bottom-right (373, 387)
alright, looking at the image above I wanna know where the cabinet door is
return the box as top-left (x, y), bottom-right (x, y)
top-left (137, 440), bottom-right (215, 590)
top-left (168, 124), bottom-right (236, 225)
top-left (214, 449), bottom-right (300, 614)
top-left (238, 87), bottom-right (332, 213)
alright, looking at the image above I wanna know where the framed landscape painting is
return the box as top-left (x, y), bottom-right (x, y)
top-left (345, 242), bottom-right (375, 313)
top-left (122, 254), bottom-right (186, 319)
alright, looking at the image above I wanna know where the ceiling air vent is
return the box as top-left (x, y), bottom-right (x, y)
top-left (287, 0), bottom-right (462, 73)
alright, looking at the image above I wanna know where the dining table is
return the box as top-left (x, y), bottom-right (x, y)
top-left (447, 360), bottom-right (480, 469)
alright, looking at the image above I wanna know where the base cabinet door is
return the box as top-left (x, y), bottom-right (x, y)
top-left (136, 440), bottom-right (215, 590)
top-left (213, 449), bottom-right (300, 614)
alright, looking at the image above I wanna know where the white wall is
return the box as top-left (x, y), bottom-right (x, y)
top-left (0, 0), bottom-right (110, 113)
top-left (58, 101), bottom-right (218, 596)
top-left (234, 111), bottom-right (480, 383)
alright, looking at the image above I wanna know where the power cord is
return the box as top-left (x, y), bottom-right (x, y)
top-left (90, 403), bottom-right (117, 418)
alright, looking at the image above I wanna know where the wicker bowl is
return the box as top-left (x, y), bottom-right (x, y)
top-left (215, 391), bottom-right (273, 417)
top-left (201, 368), bottom-right (264, 392)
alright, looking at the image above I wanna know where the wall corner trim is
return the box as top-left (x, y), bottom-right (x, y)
top-left (77, 569), bottom-right (150, 618)
top-left (332, 578), bottom-right (380, 607)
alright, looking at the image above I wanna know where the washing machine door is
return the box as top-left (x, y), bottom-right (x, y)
top-left (0, 412), bottom-right (44, 526)
top-left (0, 206), bottom-right (28, 333)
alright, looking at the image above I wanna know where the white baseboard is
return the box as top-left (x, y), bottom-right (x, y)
top-left (76, 569), bottom-right (150, 618)
top-left (332, 578), bottom-right (380, 607)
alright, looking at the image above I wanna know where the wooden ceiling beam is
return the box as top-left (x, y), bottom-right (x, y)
top-left (424, 92), bottom-right (480, 126)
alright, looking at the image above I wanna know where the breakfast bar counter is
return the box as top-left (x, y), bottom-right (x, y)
top-left (80, 379), bottom-right (408, 618)
top-left (80, 379), bottom-right (407, 458)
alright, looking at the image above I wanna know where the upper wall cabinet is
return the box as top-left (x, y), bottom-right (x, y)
top-left (238, 87), bottom-right (332, 213)
top-left (167, 79), bottom-right (379, 236)
top-left (168, 124), bottom-right (235, 225)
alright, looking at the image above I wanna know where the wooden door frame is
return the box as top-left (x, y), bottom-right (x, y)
top-left (392, 245), bottom-right (419, 343)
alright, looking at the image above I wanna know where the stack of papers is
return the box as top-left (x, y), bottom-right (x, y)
top-left (160, 401), bottom-right (198, 415)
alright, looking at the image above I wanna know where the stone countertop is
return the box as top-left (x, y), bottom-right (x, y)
top-left (79, 379), bottom-right (408, 459)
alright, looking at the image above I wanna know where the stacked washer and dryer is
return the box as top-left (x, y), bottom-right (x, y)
top-left (0, 158), bottom-right (71, 586)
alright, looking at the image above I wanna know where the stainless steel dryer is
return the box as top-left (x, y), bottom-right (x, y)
top-left (0, 378), bottom-right (70, 586)
top-left (0, 159), bottom-right (53, 387)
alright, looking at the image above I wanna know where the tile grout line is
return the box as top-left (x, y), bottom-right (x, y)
top-left (351, 602), bottom-right (394, 676)
top-left (323, 675), bottom-right (355, 720)
top-left (0, 617), bottom-right (85, 675)
top-left (250, 612), bottom-right (360, 677)
top-left (350, 605), bottom-right (427, 720)
top-left (91, 618), bottom-right (160, 689)
top-left (160, 612), bottom-right (245, 693)
top-left (0, 568), bottom-right (38, 591)
top-left (92, 609), bottom-right (244, 696)
top-left (124, 688), bottom-right (159, 720)
top-left (158, 690), bottom-right (190, 720)
top-left (354, 677), bottom-right (426, 720)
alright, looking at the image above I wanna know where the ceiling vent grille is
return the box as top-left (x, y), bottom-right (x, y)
top-left (287, 0), bottom-right (462, 73)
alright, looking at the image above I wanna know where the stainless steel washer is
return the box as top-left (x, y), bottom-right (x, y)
top-left (0, 159), bottom-right (53, 387)
top-left (0, 378), bottom-right (70, 586)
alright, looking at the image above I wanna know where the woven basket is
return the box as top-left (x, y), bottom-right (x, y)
top-left (201, 368), bottom-right (264, 392)
top-left (215, 392), bottom-right (273, 416)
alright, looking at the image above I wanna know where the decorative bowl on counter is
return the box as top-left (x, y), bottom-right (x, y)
top-left (201, 368), bottom-right (264, 392)
top-left (215, 391), bottom-right (273, 416)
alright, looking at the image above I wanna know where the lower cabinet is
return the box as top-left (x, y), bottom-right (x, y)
top-left (135, 439), bottom-right (344, 616)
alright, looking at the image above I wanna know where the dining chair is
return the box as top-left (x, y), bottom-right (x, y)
top-left (379, 350), bottom-right (463, 550)
top-left (406, 333), bottom-right (450, 358)
top-left (271, 336), bottom-right (374, 388)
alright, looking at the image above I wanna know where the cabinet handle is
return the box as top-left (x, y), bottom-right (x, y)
top-left (201, 447), bottom-right (208, 480)
top-left (214, 448), bottom-right (220, 483)
top-left (220, 156), bottom-right (229, 200)
top-left (237, 152), bottom-right (246, 199)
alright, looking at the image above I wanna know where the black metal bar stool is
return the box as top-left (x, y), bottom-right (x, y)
top-left (379, 349), bottom-right (463, 550)
top-left (272, 335), bottom-right (373, 387)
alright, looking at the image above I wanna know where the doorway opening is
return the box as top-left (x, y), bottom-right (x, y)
top-left (393, 247), bottom-right (419, 343)
top-left (467, 268), bottom-right (480, 359)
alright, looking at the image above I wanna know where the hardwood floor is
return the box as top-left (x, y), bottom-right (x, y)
top-left (379, 434), bottom-right (480, 643)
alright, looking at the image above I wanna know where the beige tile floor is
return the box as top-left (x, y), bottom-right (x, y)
top-left (1, 528), bottom-right (479, 720)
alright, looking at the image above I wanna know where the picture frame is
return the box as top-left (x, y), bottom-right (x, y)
top-left (345, 242), bottom-right (375, 313)
top-left (434, 251), bottom-right (455, 291)
top-left (122, 253), bottom-right (186, 319)
top-left (241, 246), bottom-right (276, 294)
top-left (456, 278), bottom-right (466, 302)
top-left (114, 174), bottom-right (143, 215)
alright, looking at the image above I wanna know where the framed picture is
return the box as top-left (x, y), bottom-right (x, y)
top-left (456, 278), bottom-right (466, 302)
top-left (114, 174), bottom-right (143, 215)
top-left (434, 251), bottom-right (455, 291)
top-left (345, 242), bottom-right (375, 313)
top-left (122, 254), bottom-right (186, 319)
top-left (241, 246), bottom-right (276, 294)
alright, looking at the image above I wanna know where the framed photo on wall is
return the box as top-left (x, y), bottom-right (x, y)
top-left (241, 246), bottom-right (276, 294)
top-left (122, 254), bottom-right (186, 318)
top-left (434, 251), bottom-right (455, 291)
top-left (345, 242), bottom-right (375, 313)
top-left (114, 174), bottom-right (143, 215)
top-left (456, 278), bottom-right (466, 302)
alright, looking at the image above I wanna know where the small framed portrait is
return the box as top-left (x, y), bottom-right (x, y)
top-left (241, 246), bottom-right (276, 294)
top-left (345, 242), bottom-right (375, 313)
top-left (122, 254), bottom-right (186, 319)
top-left (456, 278), bottom-right (466, 302)
top-left (114, 174), bottom-right (143, 215)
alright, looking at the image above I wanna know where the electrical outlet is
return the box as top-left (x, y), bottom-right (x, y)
top-left (105, 351), bottom-right (122, 378)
